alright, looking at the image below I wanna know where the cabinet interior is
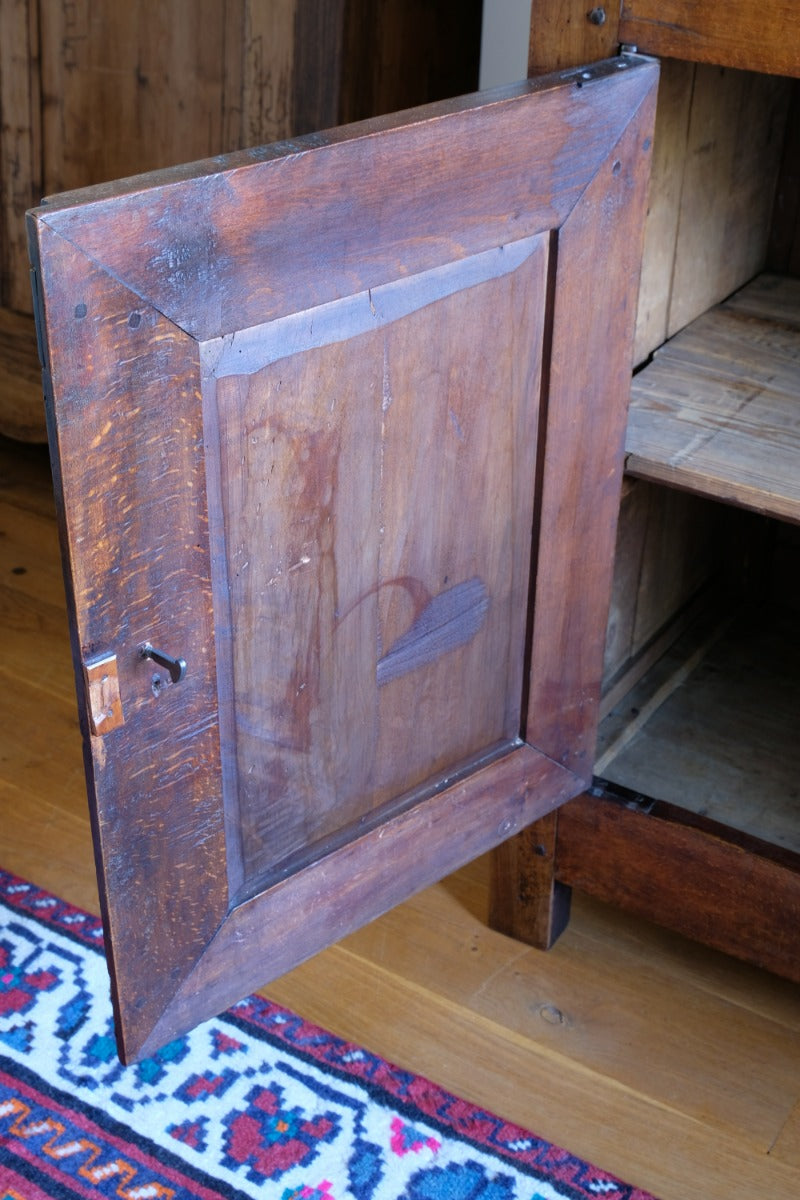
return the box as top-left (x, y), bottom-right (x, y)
top-left (596, 59), bottom-right (800, 861)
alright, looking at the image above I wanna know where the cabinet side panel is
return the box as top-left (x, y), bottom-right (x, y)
top-left (0, 0), bottom-right (41, 313)
top-left (632, 59), bottom-right (695, 365)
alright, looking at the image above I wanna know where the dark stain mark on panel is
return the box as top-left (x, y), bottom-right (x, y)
top-left (377, 576), bottom-right (490, 686)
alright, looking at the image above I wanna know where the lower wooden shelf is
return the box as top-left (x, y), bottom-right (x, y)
top-left (596, 602), bottom-right (800, 854)
top-left (559, 595), bottom-right (800, 980)
top-left (591, 581), bottom-right (800, 965)
top-left (492, 594), bottom-right (800, 982)
top-left (625, 273), bottom-right (800, 524)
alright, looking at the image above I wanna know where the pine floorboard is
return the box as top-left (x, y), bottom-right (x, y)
top-left (0, 435), bottom-right (798, 1200)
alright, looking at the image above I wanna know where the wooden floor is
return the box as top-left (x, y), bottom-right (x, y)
top-left (1, 434), bottom-right (799, 1200)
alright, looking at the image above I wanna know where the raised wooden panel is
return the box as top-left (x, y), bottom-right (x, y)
top-left (29, 57), bottom-right (658, 1061)
top-left (205, 241), bottom-right (547, 893)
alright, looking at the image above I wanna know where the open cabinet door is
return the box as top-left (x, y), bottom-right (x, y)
top-left (28, 55), bottom-right (657, 1063)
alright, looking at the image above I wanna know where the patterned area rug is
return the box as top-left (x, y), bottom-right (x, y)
top-left (0, 868), bottom-right (656, 1200)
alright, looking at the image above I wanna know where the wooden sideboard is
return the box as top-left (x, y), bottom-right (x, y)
top-left (490, 0), bottom-right (800, 981)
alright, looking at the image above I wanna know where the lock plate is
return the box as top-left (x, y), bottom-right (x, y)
top-left (84, 652), bottom-right (125, 735)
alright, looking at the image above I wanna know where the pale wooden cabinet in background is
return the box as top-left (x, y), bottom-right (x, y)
top-left (0, 0), bottom-right (481, 439)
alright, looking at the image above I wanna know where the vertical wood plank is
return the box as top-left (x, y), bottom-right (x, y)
top-left (292, 0), bottom-right (347, 134)
top-left (340, 0), bottom-right (483, 124)
top-left (0, 0), bottom-right (41, 312)
top-left (631, 490), bottom-right (727, 656)
top-left (40, 0), bottom-right (234, 195)
top-left (601, 480), bottom-right (649, 683)
top-left (0, 306), bottom-right (44, 440)
top-left (632, 58), bottom-right (694, 364)
top-left (600, 482), bottom-right (733, 701)
top-left (236, 0), bottom-right (297, 146)
top-left (528, 0), bottom-right (620, 75)
top-left (220, 0), bottom-right (246, 150)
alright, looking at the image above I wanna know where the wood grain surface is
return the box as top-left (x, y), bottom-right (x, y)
top-left (626, 274), bottom-right (800, 522)
top-left (207, 239), bottom-right (547, 889)
top-left (555, 784), bottom-right (800, 983)
top-left (0, 0), bottom-right (41, 314)
top-left (619, 0), bottom-right (800, 77)
top-left (528, 0), bottom-right (620, 76)
top-left (531, 0), bottom-right (800, 78)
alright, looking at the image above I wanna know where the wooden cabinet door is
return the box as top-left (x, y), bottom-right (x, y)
top-left (28, 56), bottom-right (657, 1062)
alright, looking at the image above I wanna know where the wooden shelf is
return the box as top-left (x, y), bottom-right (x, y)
top-left (596, 603), bottom-right (800, 854)
top-left (625, 274), bottom-right (800, 524)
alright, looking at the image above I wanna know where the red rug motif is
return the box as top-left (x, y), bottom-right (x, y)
top-left (0, 868), bottom-right (657, 1200)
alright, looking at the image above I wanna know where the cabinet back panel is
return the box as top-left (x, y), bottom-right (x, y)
top-left (602, 480), bottom-right (733, 697)
top-left (768, 81), bottom-right (800, 276)
top-left (634, 62), bottom-right (792, 364)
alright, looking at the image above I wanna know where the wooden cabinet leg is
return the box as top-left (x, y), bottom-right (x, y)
top-left (488, 811), bottom-right (572, 948)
